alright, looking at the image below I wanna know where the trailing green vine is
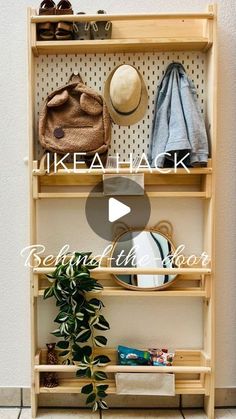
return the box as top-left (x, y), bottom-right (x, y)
top-left (44, 252), bottom-right (110, 411)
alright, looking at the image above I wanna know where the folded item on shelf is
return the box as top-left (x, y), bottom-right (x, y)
top-left (103, 174), bottom-right (144, 195)
top-left (115, 372), bottom-right (175, 396)
top-left (148, 348), bottom-right (175, 366)
top-left (118, 345), bottom-right (151, 366)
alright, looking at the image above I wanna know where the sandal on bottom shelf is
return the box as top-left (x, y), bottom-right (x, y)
top-left (73, 12), bottom-right (91, 40)
top-left (55, 0), bottom-right (74, 40)
top-left (38, 0), bottom-right (56, 40)
top-left (91, 10), bottom-right (112, 40)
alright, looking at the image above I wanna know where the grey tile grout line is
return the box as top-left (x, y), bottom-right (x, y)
top-left (180, 408), bottom-right (185, 419)
top-left (17, 407), bottom-right (22, 419)
top-left (21, 388), bottom-right (23, 407)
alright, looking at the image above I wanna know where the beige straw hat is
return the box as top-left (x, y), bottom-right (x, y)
top-left (104, 64), bottom-right (148, 126)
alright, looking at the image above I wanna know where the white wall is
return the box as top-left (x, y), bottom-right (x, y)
top-left (0, 0), bottom-right (236, 389)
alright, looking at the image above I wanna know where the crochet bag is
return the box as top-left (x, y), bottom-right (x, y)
top-left (39, 74), bottom-right (111, 160)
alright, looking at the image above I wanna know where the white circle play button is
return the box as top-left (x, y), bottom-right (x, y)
top-left (85, 176), bottom-right (150, 241)
top-left (108, 198), bottom-right (131, 223)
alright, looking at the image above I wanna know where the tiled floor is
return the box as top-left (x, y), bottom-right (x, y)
top-left (1, 408), bottom-right (236, 419)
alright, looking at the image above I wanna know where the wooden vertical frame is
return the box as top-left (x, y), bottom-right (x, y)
top-left (203, 4), bottom-right (217, 418)
top-left (28, 5), bottom-right (217, 418)
top-left (28, 7), bottom-right (38, 419)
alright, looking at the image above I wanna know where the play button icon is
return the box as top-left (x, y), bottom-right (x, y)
top-left (109, 198), bottom-right (131, 223)
top-left (85, 176), bottom-right (150, 241)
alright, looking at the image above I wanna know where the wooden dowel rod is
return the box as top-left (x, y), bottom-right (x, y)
top-left (33, 267), bottom-right (211, 275)
top-left (37, 192), bottom-right (207, 199)
top-left (35, 364), bottom-right (211, 373)
top-left (33, 168), bottom-right (213, 176)
top-left (31, 13), bottom-right (214, 23)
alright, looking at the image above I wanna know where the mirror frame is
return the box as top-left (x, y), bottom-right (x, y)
top-left (108, 221), bottom-right (179, 291)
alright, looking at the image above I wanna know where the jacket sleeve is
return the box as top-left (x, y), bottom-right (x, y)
top-left (150, 69), bottom-right (191, 168)
top-left (180, 76), bottom-right (209, 166)
top-left (150, 72), bottom-right (172, 168)
top-left (165, 69), bottom-right (191, 155)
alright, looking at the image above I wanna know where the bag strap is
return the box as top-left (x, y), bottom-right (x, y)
top-left (68, 73), bottom-right (83, 84)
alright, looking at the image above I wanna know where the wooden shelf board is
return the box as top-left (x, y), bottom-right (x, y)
top-left (33, 38), bottom-right (211, 56)
top-left (39, 379), bottom-right (207, 395)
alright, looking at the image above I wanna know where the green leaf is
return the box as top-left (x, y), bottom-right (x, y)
top-left (76, 329), bottom-right (91, 342)
top-left (92, 401), bottom-right (98, 412)
top-left (97, 391), bottom-right (107, 398)
top-left (51, 329), bottom-right (61, 338)
top-left (81, 383), bottom-right (93, 394)
top-left (55, 312), bottom-right (69, 323)
top-left (94, 371), bottom-right (107, 381)
top-left (96, 384), bottom-right (109, 392)
top-left (57, 340), bottom-right (69, 349)
top-left (82, 346), bottom-right (92, 357)
top-left (92, 283), bottom-right (103, 291)
top-left (86, 392), bottom-right (96, 404)
top-left (73, 345), bottom-right (92, 362)
top-left (94, 335), bottom-right (107, 347)
top-left (76, 368), bottom-right (88, 378)
top-left (54, 288), bottom-right (63, 302)
top-left (75, 272), bottom-right (90, 279)
top-left (86, 367), bottom-right (92, 378)
top-left (94, 317), bottom-right (110, 331)
top-left (88, 298), bottom-right (103, 309)
top-left (44, 287), bottom-right (54, 299)
top-left (75, 312), bottom-right (84, 321)
top-left (99, 400), bottom-right (108, 410)
top-left (94, 355), bottom-right (111, 366)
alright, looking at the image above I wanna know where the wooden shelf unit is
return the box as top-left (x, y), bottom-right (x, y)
top-left (30, 10), bottom-right (213, 56)
top-left (34, 348), bottom-right (210, 396)
top-left (28, 5), bottom-right (217, 418)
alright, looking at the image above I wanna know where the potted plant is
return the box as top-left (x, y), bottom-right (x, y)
top-left (44, 252), bottom-right (110, 411)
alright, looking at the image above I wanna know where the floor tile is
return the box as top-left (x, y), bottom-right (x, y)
top-left (183, 410), bottom-right (236, 418)
top-left (20, 408), bottom-right (100, 418)
top-left (102, 409), bottom-right (183, 418)
top-left (0, 389), bottom-right (21, 406)
top-left (182, 410), bottom-right (206, 418)
top-left (215, 409), bottom-right (236, 418)
top-left (0, 408), bottom-right (20, 419)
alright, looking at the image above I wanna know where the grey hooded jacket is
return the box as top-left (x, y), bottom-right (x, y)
top-left (150, 62), bottom-right (208, 167)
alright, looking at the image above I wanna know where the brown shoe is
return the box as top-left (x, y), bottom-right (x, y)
top-left (55, 0), bottom-right (74, 40)
top-left (38, 0), bottom-right (56, 40)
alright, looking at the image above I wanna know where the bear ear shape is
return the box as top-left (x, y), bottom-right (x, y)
top-left (80, 93), bottom-right (103, 116)
top-left (47, 90), bottom-right (69, 107)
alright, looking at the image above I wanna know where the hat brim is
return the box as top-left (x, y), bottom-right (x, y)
top-left (104, 65), bottom-right (148, 126)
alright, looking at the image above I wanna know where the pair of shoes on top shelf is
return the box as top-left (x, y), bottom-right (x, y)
top-left (38, 0), bottom-right (73, 40)
top-left (73, 10), bottom-right (112, 41)
top-left (38, 1), bottom-right (112, 41)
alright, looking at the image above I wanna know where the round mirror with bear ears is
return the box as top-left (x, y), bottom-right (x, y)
top-left (109, 221), bottom-right (178, 291)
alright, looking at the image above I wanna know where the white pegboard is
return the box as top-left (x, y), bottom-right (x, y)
top-left (34, 51), bottom-right (206, 160)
